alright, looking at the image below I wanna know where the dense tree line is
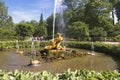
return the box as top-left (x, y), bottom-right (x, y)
top-left (46, 0), bottom-right (120, 41)
top-left (0, 0), bottom-right (120, 41)
top-left (61, 0), bottom-right (120, 41)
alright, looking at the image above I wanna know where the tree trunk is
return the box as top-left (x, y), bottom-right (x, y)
top-left (112, 10), bottom-right (115, 25)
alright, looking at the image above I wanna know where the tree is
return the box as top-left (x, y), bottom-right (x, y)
top-left (29, 20), bottom-right (39, 36)
top-left (15, 22), bottom-right (34, 40)
top-left (107, 23), bottom-right (120, 41)
top-left (84, 0), bottom-right (112, 29)
top-left (46, 14), bottom-right (59, 39)
top-left (46, 14), bottom-right (53, 38)
top-left (109, 0), bottom-right (119, 25)
top-left (6, 16), bottom-right (13, 29)
top-left (90, 27), bottom-right (107, 41)
top-left (63, 0), bottom-right (89, 25)
top-left (0, 1), bottom-right (13, 28)
top-left (2, 29), bottom-right (15, 40)
top-left (67, 21), bottom-right (89, 40)
top-left (0, 27), bottom-right (3, 40)
top-left (110, 23), bottom-right (120, 36)
top-left (30, 20), bottom-right (39, 27)
top-left (35, 13), bottom-right (47, 38)
top-left (115, 1), bottom-right (120, 23)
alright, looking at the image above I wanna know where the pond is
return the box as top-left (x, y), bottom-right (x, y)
top-left (0, 48), bottom-right (119, 73)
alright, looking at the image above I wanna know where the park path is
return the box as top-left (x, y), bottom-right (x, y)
top-left (102, 42), bottom-right (119, 45)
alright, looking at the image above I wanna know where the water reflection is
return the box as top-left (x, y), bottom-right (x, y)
top-left (0, 48), bottom-right (119, 73)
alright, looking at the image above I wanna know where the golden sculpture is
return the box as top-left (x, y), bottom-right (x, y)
top-left (45, 33), bottom-right (66, 50)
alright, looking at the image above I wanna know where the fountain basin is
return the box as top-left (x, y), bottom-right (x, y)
top-left (0, 48), bottom-right (119, 73)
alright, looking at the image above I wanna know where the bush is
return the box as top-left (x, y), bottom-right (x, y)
top-left (0, 41), bottom-right (120, 57)
top-left (0, 41), bottom-right (49, 51)
top-left (0, 69), bottom-right (119, 80)
top-left (65, 41), bottom-right (120, 57)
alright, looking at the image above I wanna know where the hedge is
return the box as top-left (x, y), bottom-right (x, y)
top-left (0, 41), bottom-right (120, 57)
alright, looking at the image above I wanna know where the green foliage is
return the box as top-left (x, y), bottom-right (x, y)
top-left (90, 27), bottom-right (107, 41)
top-left (111, 24), bottom-right (120, 36)
top-left (0, 1), bottom-right (14, 40)
top-left (0, 28), bottom-right (16, 40)
top-left (66, 41), bottom-right (91, 50)
top-left (34, 13), bottom-right (47, 37)
top-left (0, 41), bottom-right (45, 51)
top-left (15, 22), bottom-right (34, 40)
top-left (46, 14), bottom-right (53, 38)
top-left (114, 35), bottom-right (120, 41)
top-left (115, 1), bottom-right (120, 23)
top-left (67, 21), bottom-right (89, 41)
top-left (39, 41), bottom-right (49, 47)
top-left (1, 41), bottom-right (120, 58)
top-left (65, 41), bottom-right (120, 57)
top-left (84, 0), bottom-right (112, 28)
top-left (46, 14), bottom-right (59, 39)
top-left (110, 0), bottom-right (119, 24)
top-left (63, 0), bottom-right (89, 25)
top-left (29, 20), bottom-right (39, 36)
top-left (3, 29), bottom-right (15, 40)
top-left (0, 69), bottom-right (119, 80)
top-left (0, 41), bottom-right (16, 50)
top-left (60, 0), bottom-right (115, 41)
top-left (0, 1), bottom-right (13, 28)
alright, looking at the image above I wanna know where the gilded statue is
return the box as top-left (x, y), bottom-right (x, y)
top-left (45, 33), bottom-right (65, 50)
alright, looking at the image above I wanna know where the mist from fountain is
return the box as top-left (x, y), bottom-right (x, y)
top-left (30, 40), bottom-right (40, 66)
top-left (31, 40), bottom-right (36, 58)
top-left (15, 40), bottom-right (23, 54)
top-left (91, 42), bottom-right (95, 55)
top-left (53, 0), bottom-right (64, 39)
top-left (53, 0), bottom-right (66, 47)
top-left (16, 40), bottom-right (19, 50)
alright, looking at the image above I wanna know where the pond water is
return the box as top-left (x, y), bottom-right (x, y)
top-left (0, 48), bottom-right (119, 73)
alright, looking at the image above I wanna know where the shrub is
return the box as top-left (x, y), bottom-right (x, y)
top-left (0, 69), bottom-right (119, 80)
top-left (0, 41), bottom-right (120, 57)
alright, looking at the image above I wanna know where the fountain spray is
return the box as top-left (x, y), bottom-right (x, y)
top-left (15, 40), bottom-right (23, 54)
top-left (31, 40), bottom-right (36, 59)
top-left (91, 42), bottom-right (95, 55)
top-left (30, 40), bottom-right (40, 66)
top-left (53, 0), bottom-right (63, 39)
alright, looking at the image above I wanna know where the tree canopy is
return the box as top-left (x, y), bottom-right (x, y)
top-left (15, 22), bottom-right (34, 40)
top-left (1, 0), bottom-right (120, 41)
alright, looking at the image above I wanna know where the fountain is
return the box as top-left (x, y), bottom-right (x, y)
top-left (88, 42), bottom-right (95, 55)
top-left (39, 33), bottom-right (89, 62)
top-left (29, 40), bottom-right (40, 66)
top-left (0, 0), bottom-right (119, 73)
top-left (45, 33), bottom-right (66, 50)
top-left (39, 0), bottom-right (89, 61)
top-left (53, 0), bottom-right (64, 39)
top-left (40, 33), bottom-right (67, 61)
top-left (15, 40), bottom-right (23, 54)
top-left (91, 42), bottom-right (95, 55)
